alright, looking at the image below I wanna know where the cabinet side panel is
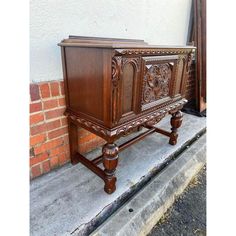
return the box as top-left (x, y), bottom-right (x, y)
top-left (65, 47), bottom-right (105, 122)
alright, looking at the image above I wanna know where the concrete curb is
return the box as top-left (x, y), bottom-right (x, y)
top-left (91, 134), bottom-right (206, 236)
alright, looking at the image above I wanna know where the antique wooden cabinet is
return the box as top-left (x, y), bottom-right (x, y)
top-left (58, 36), bottom-right (195, 194)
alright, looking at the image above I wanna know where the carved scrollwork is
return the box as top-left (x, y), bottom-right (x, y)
top-left (112, 56), bottom-right (122, 88)
top-left (69, 115), bottom-right (109, 137)
top-left (142, 63), bottom-right (172, 104)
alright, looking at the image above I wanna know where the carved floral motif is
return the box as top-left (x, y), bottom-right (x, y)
top-left (142, 63), bottom-right (172, 104)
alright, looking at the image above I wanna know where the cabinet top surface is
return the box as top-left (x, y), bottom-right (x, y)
top-left (58, 36), bottom-right (195, 51)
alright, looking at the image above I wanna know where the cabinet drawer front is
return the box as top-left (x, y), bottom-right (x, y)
top-left (140, 55), bottom-right (181, 111)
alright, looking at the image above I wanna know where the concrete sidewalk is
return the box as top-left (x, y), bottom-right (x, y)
top-left (148, 166), bottom-right (206, 236)
top-left (30, 113), bottom-right (206, 236)
top-left (92, 134), bottom-right (206, 236)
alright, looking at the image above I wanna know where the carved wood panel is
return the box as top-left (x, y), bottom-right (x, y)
top-left (140, 55), bottom-right (179, 112)
top-left (142, 63), bottom-right (172, 105)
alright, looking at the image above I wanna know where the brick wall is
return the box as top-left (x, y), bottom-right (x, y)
top-left (185, 61), bottom-right (196, 101)
top-left (30, 80), bottom-right (105, 179)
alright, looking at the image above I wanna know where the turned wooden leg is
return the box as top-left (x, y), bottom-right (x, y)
top-left (169, 110), bottom-right (183, 145)
top-left (102, 143), bottom-right (119, 194)
top-left (68, 119), bottom-right (79, 165)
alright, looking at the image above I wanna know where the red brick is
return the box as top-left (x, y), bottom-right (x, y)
top-left (30, 123), bottom-right (47, 135)
top-left (58, 97), bottom-right (65, 106)
top-left (78, 133), bottom-right (97, 144)
top-left (43, 99), bottom-right (58, 110)
top-left (50, 82), bottom-right (60, 96)
top-left (78, 146), bottom-right (85, 154)
top-left (42, 160), bottom-right (50, 173)
top-left (40, 83), bottom-right (50, 98)
top-left (50, 145), bottom-right (67, 157)
top-left (30, 152), bottom-right (49, 166)
top-left (78, 128), bottom-right (89, 138)
top-left (30, 113), bottom-right (44, 125)
top-left (30, 133), bottom-right (46, 146)
top-left (80, 138), bottom-right (104, 154)
top-left (34, 138), bottom-right (64, 155)
top-left (45, 108), bottom-right (65, 120)
top-left (30, 84), bottom-right (40, 101)
top-left (50, 156), bottom-right (59, 169)
top-left (97, 137), bottom-right (106, 146)
top-left (60, 81), bottom-right (65, 95)
top-left (61, 117), bottom-right (67, 126)
top-left (46, 119), bottom-right (61, 131)
top-left (48, 127), bottom-right (68, 139)
top-left (86, 140), bottom-right (97, 151)
top-left (30, 102), bottom-right (42, 113)
top-left (63, 135), bottom-right (69, 144)
top-left (31, 164), bottom-right (42, 178)
top-left (58, 152), bottom-right (70, 165)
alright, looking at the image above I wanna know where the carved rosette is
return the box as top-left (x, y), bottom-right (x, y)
top-left (142, 63), bottom-right (172, 105)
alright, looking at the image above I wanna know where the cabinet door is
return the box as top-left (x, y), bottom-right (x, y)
top-left (140, 55), bottom-right (184, 112)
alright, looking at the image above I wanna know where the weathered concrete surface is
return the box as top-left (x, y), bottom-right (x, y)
top-left (30, 114), bottom-right (206, 236)
top-left (148, 166), bottom-right (206, 236)
top-left (92, 134), bottom-right (206, 236)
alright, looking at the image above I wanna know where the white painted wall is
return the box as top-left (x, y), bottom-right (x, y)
top-left (30, 0), bottom-right (192, 82)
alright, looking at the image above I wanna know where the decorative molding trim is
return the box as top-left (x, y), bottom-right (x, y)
top-left (66, 99), bottom-right (187, 139)
top-left (115, 48), bottom-right (195, 56)
top-left (116, 99), bottom-right (187, 136)
top-left (69, 115), bottom-right (110, 137)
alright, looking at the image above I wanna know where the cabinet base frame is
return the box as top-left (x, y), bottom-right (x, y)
top-left (69, 110), bottom-right (183, 194)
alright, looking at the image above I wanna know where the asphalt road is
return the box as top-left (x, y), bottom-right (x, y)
top-left (148, 166), bottom-right (206, 236)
